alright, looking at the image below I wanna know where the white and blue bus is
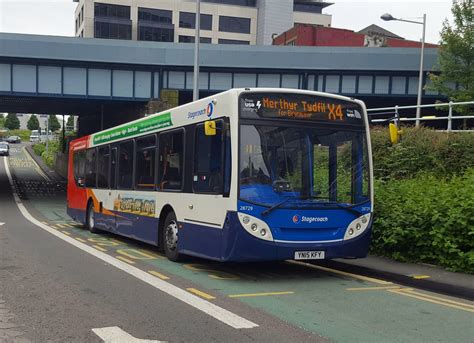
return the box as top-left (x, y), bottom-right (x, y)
top-left (67, 88), bottom-right (373, 262)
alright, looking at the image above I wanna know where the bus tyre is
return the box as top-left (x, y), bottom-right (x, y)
top-left (86, 201), bottom-right (99, 234)
top-left (163, 212), bottom-right (182, 262)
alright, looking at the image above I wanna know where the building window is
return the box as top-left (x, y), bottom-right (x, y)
top-left (219, 15), bottom-right (251, 34)
top-left (179, 12), bottom-right (212, 30)
top-left (138, 8), bottom-right (174, 42)
top-left (218, 39), bottom-right (250, 45)
top-left (179, 36), bottom-right (212, 43)
top-left (95, 22), bottom-right (132, 40)
top-left (80, 6), bottom-right (84, 23)
top-left (293, 4), bottom-right (323, 14)
top-left (138, 8), bottom-right (172, 24)
top-left (95, 3), bottom-right (130, 19)
top-left (202, 0), bottom-right (256, 6)
top-left (158, 130), bottom-right (184, 191)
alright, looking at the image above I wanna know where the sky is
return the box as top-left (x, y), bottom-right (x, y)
top-left (0, 0), bottom-right (454, 44)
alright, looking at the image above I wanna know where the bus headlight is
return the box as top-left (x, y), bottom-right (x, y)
top-left (344, 214), bottom-right (371, 241)
top-left (238, 213), bottom-right (273, 242)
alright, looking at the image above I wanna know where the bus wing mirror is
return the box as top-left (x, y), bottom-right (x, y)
top-left (205, 120), bottom-right (217, 136)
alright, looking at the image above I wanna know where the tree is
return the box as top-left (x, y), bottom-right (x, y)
top-left (428, 0), bottom-right (474, 114)
top-left (66, 115), bottom-right (75, 131)
top-left (48, 114), bottom-right (61, 132)
top-left (27, 114), bottom-right (40, 131)
top-left (4, 113), bottom-right (20, 130)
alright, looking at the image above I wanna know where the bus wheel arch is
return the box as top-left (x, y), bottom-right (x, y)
top-left (86, 198), bottom-right (99, 234)
top-left (159, 205), bottom-right (182, 262)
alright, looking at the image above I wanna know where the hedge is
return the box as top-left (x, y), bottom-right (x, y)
top-left (371, 170), bottom-right (474, 272)
top-left (370, 127), bottom-right (474, 273)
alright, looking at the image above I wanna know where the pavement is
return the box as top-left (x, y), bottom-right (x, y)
top-left (25, 142), bottom-right (474, 302)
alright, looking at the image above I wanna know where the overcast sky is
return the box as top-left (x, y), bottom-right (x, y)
top-left (0, 0), bottom-right (453, 44)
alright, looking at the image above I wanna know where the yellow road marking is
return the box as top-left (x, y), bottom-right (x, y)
top-left (93, 245), bottom-right (107, 252)
top-left (149, 271), bottom-right (170, 280)
top-left (288, 260), bottom-right (392, 285)
top-left (388, 289), bottom-right (474, 313)
top-left (42, 221), bottom-right (48, 225)
top-left (116, 256), bottom-right (135, 264)
top-left (61, 231), bottom-right (71, 236)
top-left (75, 237), bottom-right (87, 243)
top-left (22, 146), bottom-right (49, 181)
top-left (55, 223), bottom-right (65, 229)
top-left (228, 291), bottom-right (294, 298)
top-left (411, 275), bottom-right (431, 279)
top-left (139, 249), bottom-right (166, 260)
top-left (397, 288), bottom-right (474, 310)
top-left (346, 285), bottom-right (402, 291)
top-left (62, 223), bottom-right (73, 228)
top-left (187, 288), bottom-right (216, 300)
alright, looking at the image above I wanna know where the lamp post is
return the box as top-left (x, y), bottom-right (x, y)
top-left (193, 0), bottom-right (201, 101)
top-left (381, 13), bottom-right (426, 127)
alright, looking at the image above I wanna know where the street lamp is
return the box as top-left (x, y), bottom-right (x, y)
top-left (193, 0), bottom-right (201, 101)
top-left (381, 13), bottom-right (426, 127)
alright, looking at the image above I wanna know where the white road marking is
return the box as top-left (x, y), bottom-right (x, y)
top-left (92, 326), bottom-right (165, 343)
top-left (2, 157), bottom-right (258, 330)
top-left (0, 222), bottom-right (4, 226)
top-left (21, 146), bottom-right (50, 181)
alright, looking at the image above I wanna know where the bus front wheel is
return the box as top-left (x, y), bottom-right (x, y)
top-left (163, 212), bottom-right (182, 262)
top-left (86, 201), bottom-right (100, 234)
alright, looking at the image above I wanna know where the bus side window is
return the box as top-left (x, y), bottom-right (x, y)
top-left (97, 146), bottom-right (110, 189)
top-left (73, 150), bottom-right (86, 187)
top-left (110, 147), bottom-right (117, 189)
top-left (118, 141), bottom-right (134, 189)
top-left (85, 148), bottom-right (97, 188)
top-left (135, 135), bottom-right (156, 190)
top-left (158, 130), bottom-right (184, 191)
top-left (193, 120), bottom-right (224, 194)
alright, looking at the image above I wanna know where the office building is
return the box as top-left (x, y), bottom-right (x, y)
top-left (74, 0), bottom-right (332, 45)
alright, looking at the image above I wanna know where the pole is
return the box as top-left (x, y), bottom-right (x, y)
top-left (193, 0), bottom-right (201, 101)
top-left (415, 14), bottom-right (426, 127)
top-left (447, 101), bottom-right (453, 132)
top-left (45, 118), bottom-right (49, 154)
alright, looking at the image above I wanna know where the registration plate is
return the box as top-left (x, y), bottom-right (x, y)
top-left (294, 251), bottom-right (325, 260)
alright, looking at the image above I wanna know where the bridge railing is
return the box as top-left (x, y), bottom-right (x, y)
top-left (367, 101), bottom-right (474, 131)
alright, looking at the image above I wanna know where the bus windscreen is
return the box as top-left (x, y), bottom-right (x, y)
top-left (240, 92), bottom-right (364, 125)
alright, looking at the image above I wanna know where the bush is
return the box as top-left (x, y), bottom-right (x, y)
top-left (8, 129), bottom-right (31, 141)
top-left (370, 127), bottom-right (474, 180)
top-left (33, 143), bottom-right (45, 156)
top-left (372, 169), bottom-right (474, 273)
top-left (41, 149), bottom-right (55, 168)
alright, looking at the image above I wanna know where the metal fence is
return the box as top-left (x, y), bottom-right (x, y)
top-left (367, 101), bottom-right (474, 131)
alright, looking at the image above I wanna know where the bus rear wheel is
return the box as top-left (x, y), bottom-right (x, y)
top-left (86, 201), bottom-right (100, 234)
top-left (163, 212), bottom-right (182, 262)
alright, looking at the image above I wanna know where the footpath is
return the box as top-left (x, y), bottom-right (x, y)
top-left (24, 143), bottom-right (474, 301)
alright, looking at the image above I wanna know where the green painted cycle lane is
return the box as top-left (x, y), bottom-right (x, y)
top-left (9, 152), bottom-right (473, 343)
top-left (43, 225), bottom-right (474, 343)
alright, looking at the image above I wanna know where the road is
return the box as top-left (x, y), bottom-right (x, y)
top-left (0, 143), bottom-right (473, 342)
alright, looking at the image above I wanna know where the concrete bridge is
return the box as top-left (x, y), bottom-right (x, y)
top-left (0, 32), bottom-right (442, 133)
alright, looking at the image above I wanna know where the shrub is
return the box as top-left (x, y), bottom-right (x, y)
top-left (33, 143), bottom-right (45, 156)
top-left (372, 169), bottom-right (474, 273)
top-left (370, 127), bottom-right (474, 180)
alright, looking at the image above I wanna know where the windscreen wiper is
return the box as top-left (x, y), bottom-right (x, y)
top-left (261, 197), bottom-right (292, 216)
top-left (298, 196), bottom-right (364, 217)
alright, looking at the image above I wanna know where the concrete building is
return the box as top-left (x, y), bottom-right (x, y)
top-left (74, 0), bottom-right (332, 45)
top-left (273, 24), bottom-right (439, 48)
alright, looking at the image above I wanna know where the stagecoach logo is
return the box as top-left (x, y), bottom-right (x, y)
top-left (188, 102), bottom-right (214, 120)
top-left (293, 215), bottom-right (329, 224)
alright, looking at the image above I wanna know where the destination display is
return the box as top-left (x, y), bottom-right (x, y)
top-left (240, 93), bottom-right (364, 124)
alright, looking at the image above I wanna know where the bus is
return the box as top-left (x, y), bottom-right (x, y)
top-left (67, 88), bottom-right (373, 262)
